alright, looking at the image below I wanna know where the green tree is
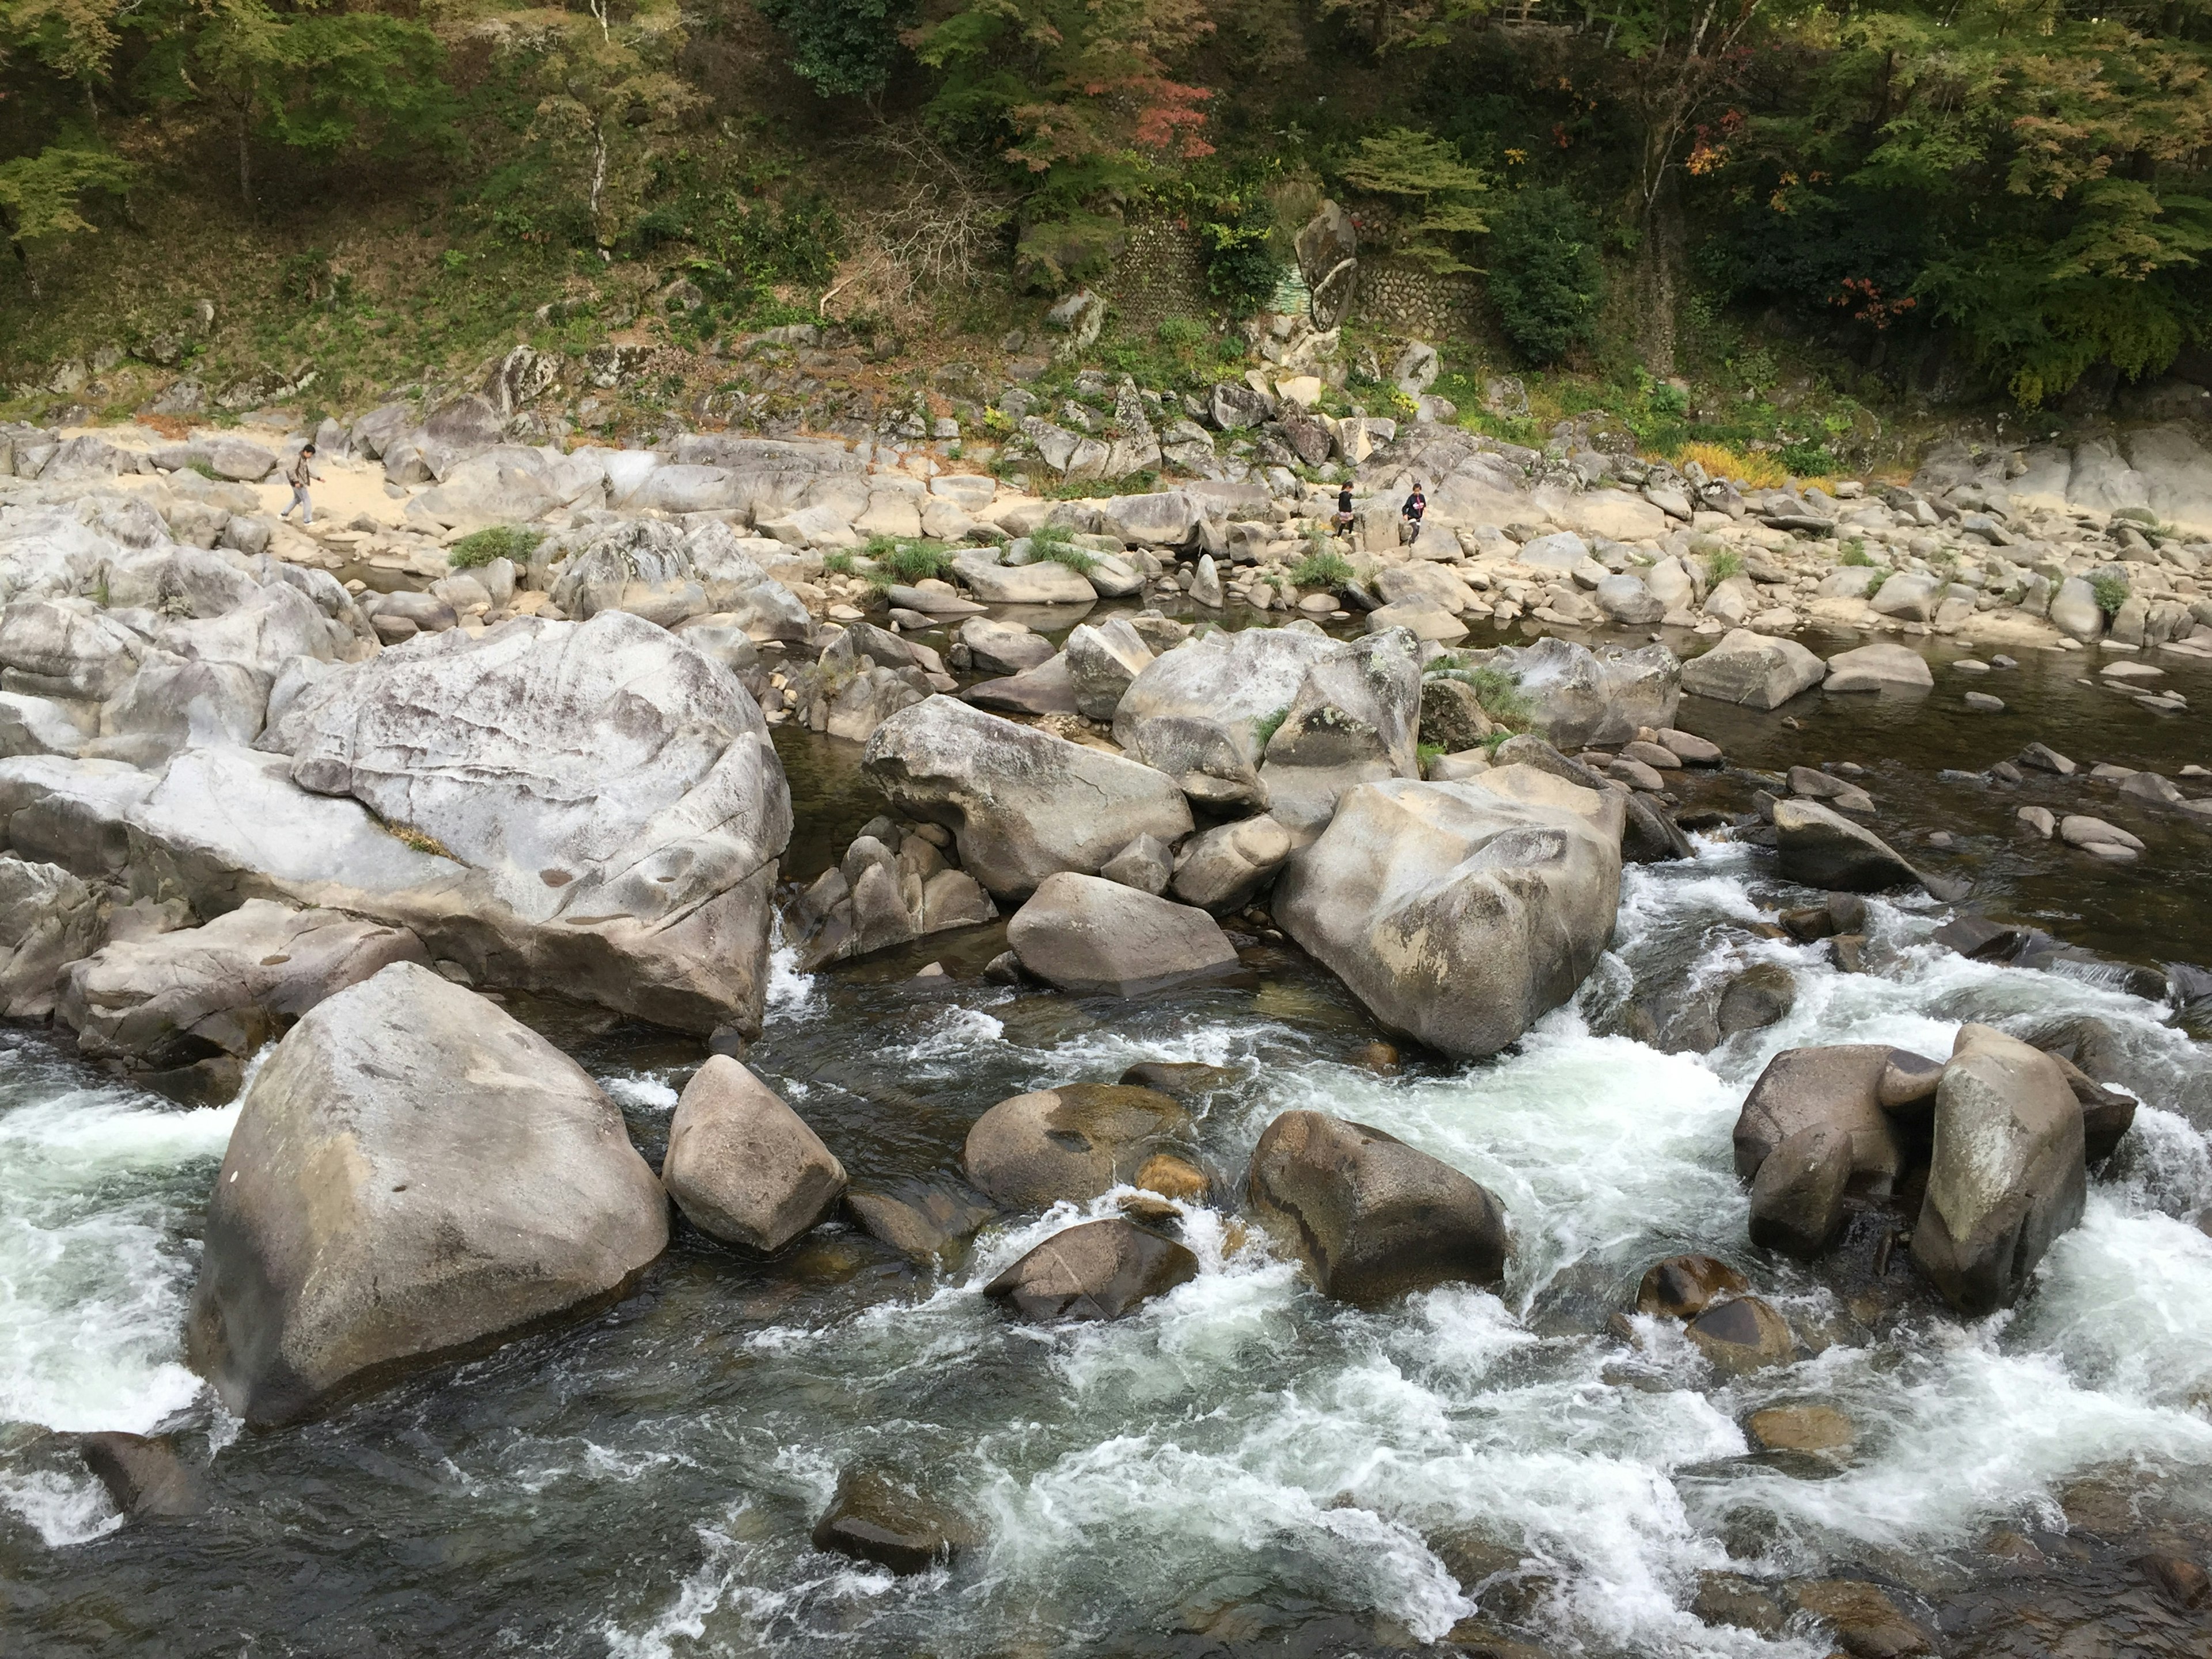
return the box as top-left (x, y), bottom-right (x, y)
top-left (1336, 127), bottom-right (1488, 272)
top-left (755, 0), bottom-right (916, 100)
top-left (0, 141), bottom-right (134, 296)
top-left (1486, 184), bottom-right (1606, 361)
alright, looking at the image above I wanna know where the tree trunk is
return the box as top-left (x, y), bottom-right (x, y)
top-left (1636, 170), bottom-right (1687, 376)
top-left (237, 111), bottom-right (252, 207)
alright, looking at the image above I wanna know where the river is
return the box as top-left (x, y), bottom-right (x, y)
top-left (3, 617), bottom-right (2210, 1657)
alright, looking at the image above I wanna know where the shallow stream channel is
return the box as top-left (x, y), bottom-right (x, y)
top-left (5, 609), bottom-right (2211, 1658)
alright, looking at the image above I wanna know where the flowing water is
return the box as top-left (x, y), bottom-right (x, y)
top-left (4, 617), bottom-right (2211, 1657)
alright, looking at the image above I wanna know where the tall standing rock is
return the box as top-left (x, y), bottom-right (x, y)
top-left (1912, 1024), bottom-right (2086, 1315)
top-left (1295, 201), bottom-right (1359, 330)
top-left (661, 1055), bottom-right (846, 1253)
top-left (187, 962), bottom-right (668, 1426)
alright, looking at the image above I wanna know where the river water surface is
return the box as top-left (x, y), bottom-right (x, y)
top-left (3, 618), bottom-right (2210, 1657)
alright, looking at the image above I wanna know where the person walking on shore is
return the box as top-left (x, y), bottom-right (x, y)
top-left (1402, 482), bottom-right (1426, 546)
top-left (281, 442), bottom-right (316, 525)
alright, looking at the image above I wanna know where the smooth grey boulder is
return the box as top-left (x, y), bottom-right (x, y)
top-left (1869, 571), bottom-right (1942, 622)
top-left (843, 1176), bottom-right (996, 1262)
top-left (1063, 618), bottom-right (1155, 721)
top-left (1255, 629), bottom-right (1423, 833)
top-left (1099, 490), bottom-right (1198, 547)
top-left (185, 962), bottom-right (668, 1426)
top-left (0, 600), bottom-right (146, 700)
top-left (1170, 813), bottom-right (1294, 911)
top-left (156, 582), bottom-right (345, 679)
top-left (1823, 642), bottom-right (1933, 693)
top-left (958, 615), bottom-right (1054, 675)
top-left (661, 1055), bottom-right (846, 1253)
top-left (963, 652), bottom-right (1082, 717)
top-left (244, 611), bottom-right (792, 1036)
top-left (550, 520), bottom-right (809, 640)
top-left (89, 653), bottom-right (268, 766)
top-left (1773, 799), bottom-right (1923, 892)
top-left (963, 1082), bottom-right (1194, 1209)
top-left (1097, 832), bottom-right (1173, 895)
top-left (0, 690), bottom-right (93, 758)
top-left (983, 1217), bottom-right (1199, 1321)
top-left (0, 754), bottom-right (157, 875)
top-left (1912, 1024), bottom-right (2087, 1316)
top-left (2048, 577), bottom-right (2105, 641)
top-left (0, 855), bottom-right (102, 1019)
top-left (1681, 629), bottom-right (1825, 710)
top-left (57, 899), bottom-right (427, 1080)
top-left (1733, 1044), bottom-right (1918, 1195)
top-left (1460, 636), bottom-right (1680, 749)
top-left (861, 696), bottom-right (1192, 899)
top-left (1747, 1124), bottom-right (1851, 1257)
top-left (951, 553), bottom-right (1096, 604)
top-left (1594, 573), bottom-right (1665, 624)
top-left (1247, 1110), bottom-right (1509, 1303)
top-left (1113, 626), bottom-right (1337, 808)
top-left (1274, 767), bottom-right (1623, 1058)
top-left (1006, 872), bottom-right (1238, 995)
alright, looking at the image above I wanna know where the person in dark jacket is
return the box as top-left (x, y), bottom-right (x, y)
top-left (1335, 481), bottom-right (1355, 538)
top-left (1402, 483), bottom-right (1426, 545)
top-left (281, 443), bottom-right (316, 525)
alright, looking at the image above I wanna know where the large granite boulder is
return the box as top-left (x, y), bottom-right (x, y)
top-left (1112, 626), bottom-right (1338, 808)
top-left (1255, 629), bottom-right (1423, 833)
top-left (1274, 766), bottom-right (1623, 1058)
top-left (0, 855), bottom-right (103, 1018)
top-left (162, 611), bottom-right (791, 1036)
top-left (1170, 813), bottom-right (1295, 911)
top-left (1773, 800), bottom-right (1923, 892)
top-left (1247, 1111), bottom-right (1510, 1303)
top-left (550, 518), bottom-right (809, 639)
top-left (1457, 637), bottom-right (1679, 749)
top-left (186, 962), bottom-right (668, 1426)
top-left (0, 600), bottom-right (146, 700)
top-left (1063, 618), bottom-right (1156, 722)
top-left (1912, 1024), bottom-right (2087, 1315)
top-left (57, 899), bottom-right (427, 1086)
top-left (1681, 630), bottom-right (1825, 710)
top-left (861, 696), bottom-right (1192, 899)
top-left (963, 1082), bottom-right (1194, 1209)
top-left (0, 754), bottom-right (157, 874)
top-left (660, 1056), bottom-right (846, 1253)
top-left (1006, 872), bottom-right (1239, 996)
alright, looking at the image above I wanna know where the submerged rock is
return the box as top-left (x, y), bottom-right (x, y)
top-left (811, 1468), bottom-right (975, 1575)
top-left (963, 1083), bottom-right (1194, 1210)
top-left (187, 962), bottom-right (668, 1426)
top-left (1274, 767), bottom-right (1622, 1058)
top-left (1246, 1110), bottom-right (1510, 1304)
top-left (1006, 872), bottom-right (1240, 996)
top-left (78, 1431), bottom-right (203, 1519)
top-left (1912, 1024), bottom-right (2086, 1316)
top-left (983, 1217), bottom-right (1199, 1320)
top-left (661, 1056), bottom-right (846, 1254)
top-left (1685, 1294), bottom-right (1795, 1374)
top-left (1636, 1255), bottom-right (1749, 1319)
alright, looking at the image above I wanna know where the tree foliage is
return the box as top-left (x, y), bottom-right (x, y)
top-left (1337, 128), bottom-right (1488, 272)
top-left (754, 0), bottom-right (916, 100)
top-left (1486, 184), bottom-right (1607, 361)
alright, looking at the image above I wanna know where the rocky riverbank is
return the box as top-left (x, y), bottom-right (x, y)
top-left (2, 367), bottom-right (2210, 1657)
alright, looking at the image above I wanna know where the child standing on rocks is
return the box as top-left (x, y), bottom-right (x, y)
top-left (282, 442), bottom-right (316, 525)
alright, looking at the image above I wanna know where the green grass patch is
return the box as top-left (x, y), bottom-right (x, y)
top-left (2091, 572), bottom-right (2131, 616)
top-left (1864, 569), bottom-right (1889, 599)
top-left (1251, 704), bottom-right (1291, 752)
top-left (187, 460), bottom-right (222, 481)
top-left (1840, 540), bottom-right (1873, 567)
top-left (861, 537), bottom-right (955, 586)
top-left (1416, 741), bottom-right (1446, 767)
top-left (449, 525), bottom-right (543, 569)
top-left (1289, 548), bottom-right (1354, 588)
top-left (1706, 547), bottom-right (1744, 581)
top-left (1427, 660), bottom-right (1534, 732)
top-left (823, 550), bottom-right (857, 576)
top-left (1034, 541), bottom-right (1098, 574)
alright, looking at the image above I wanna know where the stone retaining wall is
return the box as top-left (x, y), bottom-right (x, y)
top-left (1106, 214), bottom-right (1211, 333)
top-left (1355, 258), bottom-right (1482, 340)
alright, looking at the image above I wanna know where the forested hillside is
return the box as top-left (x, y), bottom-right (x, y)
top-left (3, 0), bottom-right (2209, 461)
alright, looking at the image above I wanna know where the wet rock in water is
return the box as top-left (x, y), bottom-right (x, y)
top-left (1877, 1050), bottom-right (1945, 1114)
top-left (1772, 799), bottom-right (1925, 892)
top-left (1735, 1044), bottom-right (1915, 1194)
top-left (1119, 1060), bottom-right (1240, 1098)
top-left (1964, 691), bottom-right (2005, 713)
top-left (1245, 1110), bottom-right (1510, 1304)
top-left (1787, 766), bottom-right (1876, 816)
top-left (1097, 832), bottom-right (1174, 896)
top-left (983, 1217), bottom-right (1200, 1320)
top-left (1685, 1295), bottom-right (1796, 1374)
top-left (810, 1468), bottom-right (974, 1575)
top-left (963, 1082), bottom-right (1194, 1209)
top-left (1693, 1572), bottom-right (1786, 1636)
top-left (2018, 742), bottom-right (2077, 776)
top-left (956, 615), bottom-right (1053, 675)
top-left (1622, 792), bottom-right (1695, 864)
top-left (1680, 629), bottom-right (1825, 710)
top-left (843, 1177), bottom-right (996, 1262)
top-left (1930, 914), bottom-right (2035, 962)
top-left (1748, 1125), bottom-right (1851, 1257)
top-left (1912, 1024), bottom-right (2086, 1317)
top-left (2142, 1552), bottom-right (2211, 1610)
top-left (1635, 1254), bottom-right (1748, 1318)
top-left (1463, 636), bottom-right (1681, 749)
top-left (2059, 815), bottom-right (2143, 859)
top-left (1823, 642), bottom-right (1933, 693)
top-left (1787, 1580), bottom-right (1936, 1659)
top-left (1169, 813), bottom-right (1295, 912)
top-left (2043, 1053), bottom-right (2138, 1164)
top-left (55, 901), bottom-right (426, 1087)
top-left (1274, 768), bottom-right (1622, 1059)
top-left (1006, 872), bottom-right (1239, 996)
top-left (862, 696), bottom-right (1192, 900)
top-left (1715, 962), bottom-right (1796, 1035)
top-left (78, 1431), bottom-right (203, 1518)
top-left (1134, 1152), bottom-right (1210, 1201)
top-left (1746, 1404), bottom-right (1854, 1456)
top-left (2018, 805), bottom-right (2057, 838)
top-left (661, 1056), bottom-right (846, 1255)
top-left (1658, 728), bottom-right (1723, 766)
top-left (186, 962), bottom-right (668, 1427)
top-left (1063, 618), bottom-right (1156, 722)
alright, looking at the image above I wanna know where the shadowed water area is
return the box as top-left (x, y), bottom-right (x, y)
top-left (3, 611), bottom-right (2210, 1658)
